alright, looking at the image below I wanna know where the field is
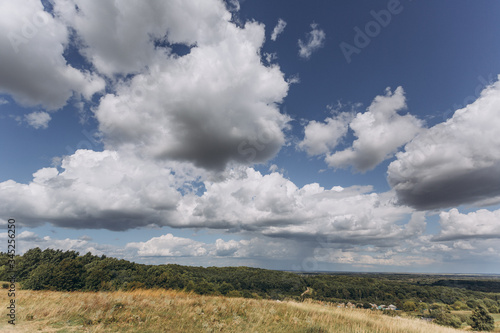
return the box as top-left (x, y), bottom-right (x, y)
top-left (0, 289), bottom-right (469, 333)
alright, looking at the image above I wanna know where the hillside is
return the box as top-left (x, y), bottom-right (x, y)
top-left (0, 289), bottom-right (467, 333)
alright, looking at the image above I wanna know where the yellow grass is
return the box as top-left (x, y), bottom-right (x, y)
top-left (0, 289), bottom-right (466, 332)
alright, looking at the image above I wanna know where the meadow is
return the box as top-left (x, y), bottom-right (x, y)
top-left (0, 288), bottom-right (472, 333)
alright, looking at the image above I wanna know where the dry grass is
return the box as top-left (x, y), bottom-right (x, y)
top-left (0, 289), bottom-right (467, 332)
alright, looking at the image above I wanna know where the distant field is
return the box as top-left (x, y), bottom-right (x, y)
top-left (0, 289), bottom-right (467, 333)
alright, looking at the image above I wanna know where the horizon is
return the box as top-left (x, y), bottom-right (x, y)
top-left (1, 0), bottom-right (500, 275)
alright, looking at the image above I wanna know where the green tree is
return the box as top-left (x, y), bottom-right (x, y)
top-left (22, 263), bottom-right (56, 290)
top-left (432, 308), bottom-right (461, 328)
top-left (402, 300), bottom-right (417, 312)
top-left (51, 258), bottom-right (85, 291)
top-left (470, 305), bottom-right (495, 331)
top-left (452, 300), bottom-right (467, 310)
top-left (218, 282), bottom-right (234, 295)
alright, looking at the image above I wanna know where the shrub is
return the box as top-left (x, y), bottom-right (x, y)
top-left (470, 305), bottom-right (495, 331)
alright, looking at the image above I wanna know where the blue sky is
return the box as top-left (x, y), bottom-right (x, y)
top-left (1, 0), bottom-right (500, 274)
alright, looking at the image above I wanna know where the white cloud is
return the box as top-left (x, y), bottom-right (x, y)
top-left (0, 161), bottom-right (419, 249)
top-left (94, 18), bottom-right (290, 170)
top-left (286, 74), bottom-right (300, 85)
top-left (326, 87), bottom-right (423, 172)
top-left (434, 208), bottom-right (500, 241)
top-left (0, 97), bottom-right (8, 105)
top-left (264, 52), bottom-right (277, 64)
top-left (388, 76), bottom-right (500, 209)
top-left (127, 233), bottom-right (208, 257)
top-left (271, 18), bottom-right (287, 41)
top-left (0, 0), bottom-right (105, 109)
top-left (24, 111), bottom-right (51, 129)
top-left (53, 0), bottom-right (231, 77)
top-left (0, 230), bottom-right (111, 256)
top-left (298, 23), bottom-right (325, 59)
top-left (298, 113), bottom-right (352, 156)
top-left (51, 1), bottom-right (291, 171)
top-left (3, 0), bottom-right (291, 171)
top-left (178, 168), bottom-right (417, 247)
top-left (0, 150), bottom-right (182, 230)
top-left (215, 239), bottom-right (240, 256)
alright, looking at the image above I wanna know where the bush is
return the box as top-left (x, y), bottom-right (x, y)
top-left (451, 300), bottom-right (467, 310)
top-left (432, 308), bottom-right (462, 329)
top-left (362, 302), bottom-right (372, 309)
top-left (454, 312), bottom-right (469, 323)
top-left (470, 305), bottom-right (495, 331)
top-left (402, 300), bottom-right (417, 312)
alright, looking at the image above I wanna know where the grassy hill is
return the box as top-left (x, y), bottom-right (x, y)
top-left (0, 289), bottom-right (469, 333)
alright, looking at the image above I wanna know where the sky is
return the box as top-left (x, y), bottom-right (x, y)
top-left (1, 0), bottom-right (500, 274)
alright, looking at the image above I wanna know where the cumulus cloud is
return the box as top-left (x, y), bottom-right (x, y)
top-left (53, 0), bottom-right (231, 77)
top-left (388, 77), bottom-right (500, 210)
top-left (433, 208), bottom-right (500, 241)
top-left (50, 0), bottom-right (291, 171)
top-left (177, 168), bottom-right (418, 247)
top-left (271, 18), bottom-right (287, 41)
top-left (3, 0), bottom-right (291, 171)
top-left (0, 150), bottom-right (182, 230)
top-left (298, 23), bottom-right (325, 59)
top-left (326, 87), bottom-right (423, 172)
top-left (298, 113), bottom-right (352, 156)
top-left (25, 111), bottom-right (51, 129)
top-left (0, 97), bottom-right (8, 105)
top-left (0, 160), bottom-right (420, 249)
top-left (127, 233), bottom-right (208, 257)
top-left (0, 0), bottom-right (104, 109)
top-left (94, 21), bottom-right (289, 170)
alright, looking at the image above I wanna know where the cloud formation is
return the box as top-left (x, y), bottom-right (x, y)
top-left (127, 233), bottom-right (208, 257)
top-left (178, 168), bottom-right (417, 247)
top-left (271, 19), bottom-right (287, 41)
top-left (71, 0), bottom-right (291, 170)
top-left (0, 0), bottom-right (104, 109)
top-left (25, 111), bottom-right (51, 129)
top-left (299, 87), bottom-right (422, 172)
top-left (0, 150), bottom-right (182, 231)
top-left (388, 77), bottom-right (500, 209)
top-left (433, 208), bottom-right (500, 241)
top-left (53, 0), bottom-right (231, 77)
top-left (326, 87), bottom-right (422, 172)
top-left (298, 23), bottom-right (325, 59)
top-left (298, 113), bottom-right (352, 156)
top-left (1, 158), bottom-right (417, 251)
